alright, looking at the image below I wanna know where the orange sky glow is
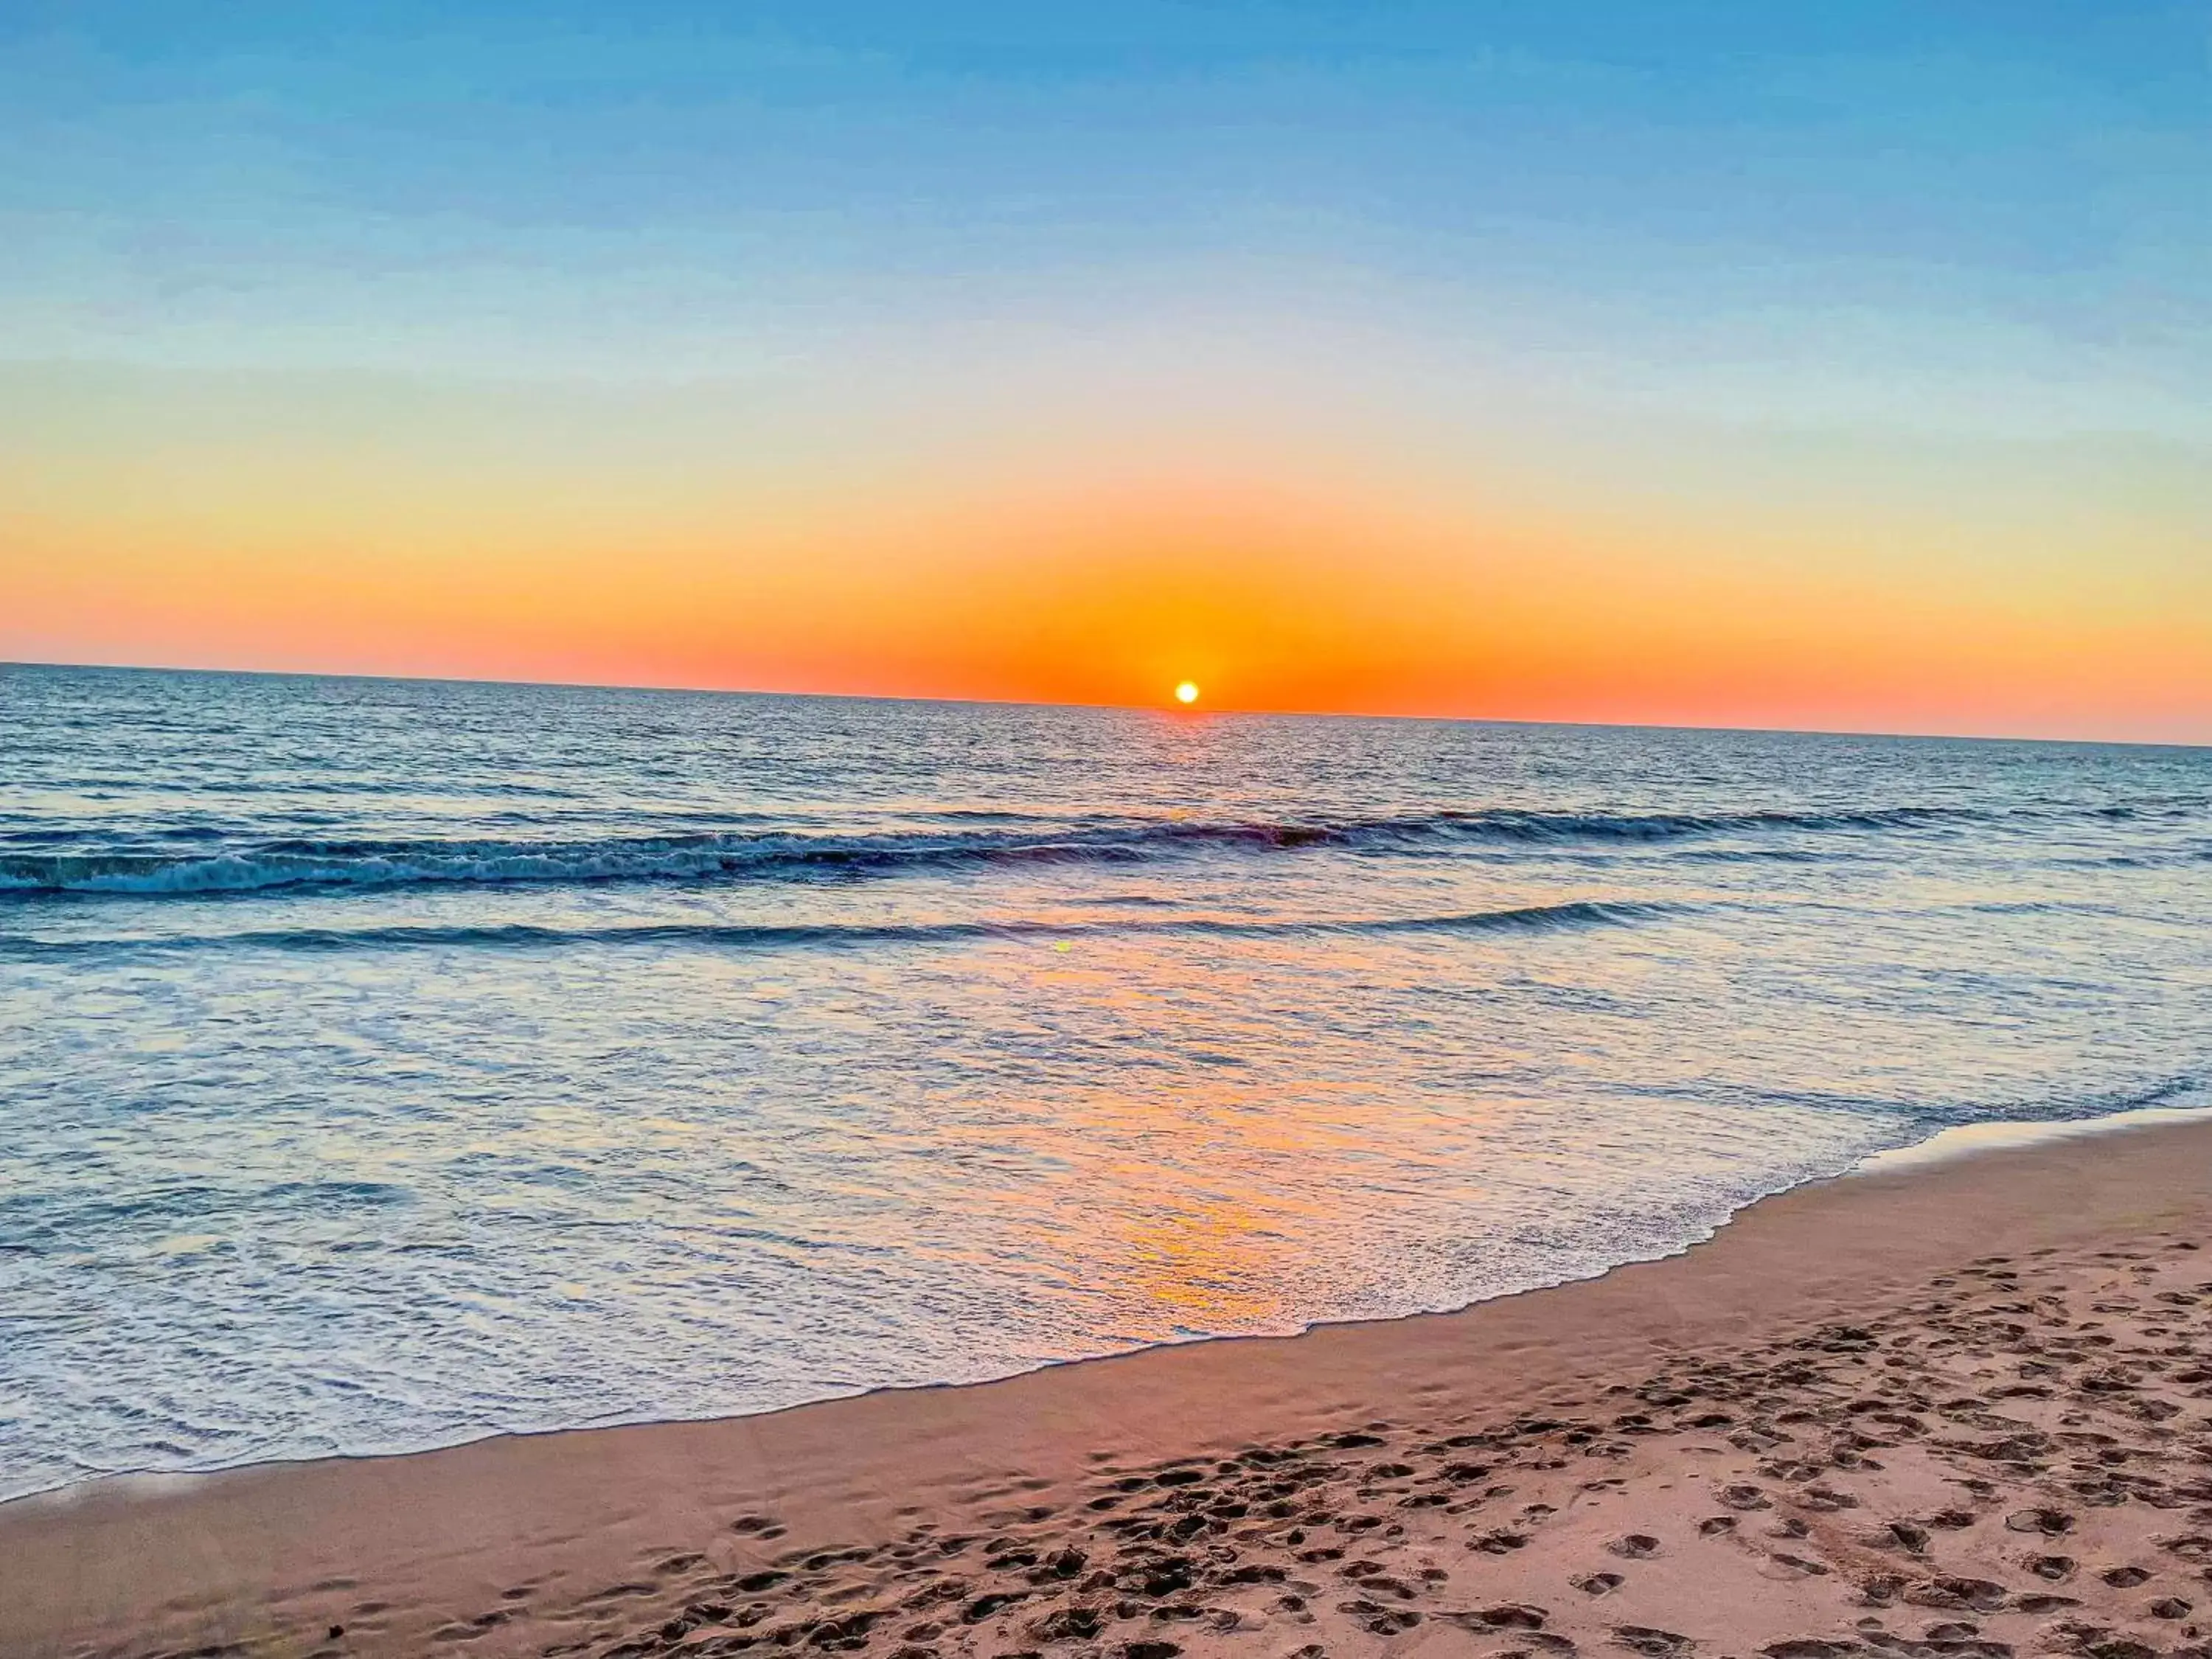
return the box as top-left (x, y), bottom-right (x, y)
top-left (7, 444), bottom-right (2207, 742)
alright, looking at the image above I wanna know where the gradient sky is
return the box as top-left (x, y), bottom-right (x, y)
top-left (3, 2), bottom-right (2208, 739)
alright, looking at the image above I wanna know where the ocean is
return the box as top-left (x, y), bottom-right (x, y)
top-left (2, 662), bottom-right (2207, 1501)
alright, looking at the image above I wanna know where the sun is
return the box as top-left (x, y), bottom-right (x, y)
top-left (1173, 680), bottom-right (1200, 706)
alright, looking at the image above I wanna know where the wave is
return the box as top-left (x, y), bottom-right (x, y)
top-left (1910, 1069), bottom-right (2211, 1130)
top-left (1621, 1069), bottom-right (2211, 1133)
top-left (0, 898), bottom-right (1682, 960)
top-left (0, 804), bottom-right (2008, 900)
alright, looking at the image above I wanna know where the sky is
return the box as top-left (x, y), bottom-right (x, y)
top-left (2, 2), bottom-right (2208, 740)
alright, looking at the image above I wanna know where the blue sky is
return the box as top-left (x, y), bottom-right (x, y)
top-left (5, 1), bottom-right (2205, 431)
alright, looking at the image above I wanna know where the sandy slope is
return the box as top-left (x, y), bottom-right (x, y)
top-left (7, 1119), bottom-right (2212, 1659)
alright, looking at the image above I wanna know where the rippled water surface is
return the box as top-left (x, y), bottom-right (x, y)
top-left (3, 664), bottom-right (2208, 1499)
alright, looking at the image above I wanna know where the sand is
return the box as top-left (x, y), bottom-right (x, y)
top-left (8, 1117), bottom-right (2212, 1659)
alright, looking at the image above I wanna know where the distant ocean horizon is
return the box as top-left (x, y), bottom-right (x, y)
top-left (18, 657), bottom-right (2212, 746)
top-left (3, 661), bottom-right (2208, 1500)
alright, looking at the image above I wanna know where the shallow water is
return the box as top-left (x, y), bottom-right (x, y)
top-left (2, 663), bottom-right (2208, 1499)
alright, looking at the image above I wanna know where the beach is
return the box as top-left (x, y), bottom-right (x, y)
top-left (10, 1115), bottom-right (2211, 1659)
top-left (13, 670), bottom-right (2209, 1509)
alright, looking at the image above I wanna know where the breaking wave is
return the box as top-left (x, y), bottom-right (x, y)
top-left (0, 804), bottom-right (2006, 900)
top-left (0, 898), bottom-right (1683, 960)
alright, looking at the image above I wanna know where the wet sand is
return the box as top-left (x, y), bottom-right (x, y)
top-left (8, 1117), bottom-right (2212, 1659)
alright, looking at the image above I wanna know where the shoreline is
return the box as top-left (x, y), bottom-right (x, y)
top-left (1851, 1099), bottom-right (2212, 1175)
top-left (13, 1097), bottom-right (2205, 1512)
top-left (7, 1110), bottom-right (2212, 1657)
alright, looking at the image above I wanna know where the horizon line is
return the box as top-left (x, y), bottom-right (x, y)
top-left (8, 655), bottom-right (2205, 754)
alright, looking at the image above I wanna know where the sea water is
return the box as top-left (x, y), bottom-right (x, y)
top-left (2, 663), bottom-right (2207, 1499)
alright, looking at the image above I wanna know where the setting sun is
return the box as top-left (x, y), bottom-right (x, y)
top-left (1174, 681), bottom-right (1200, 706)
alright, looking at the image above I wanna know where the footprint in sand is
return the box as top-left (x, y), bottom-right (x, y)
top-left (1613, 1624), bottom-right (1694, 1655)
